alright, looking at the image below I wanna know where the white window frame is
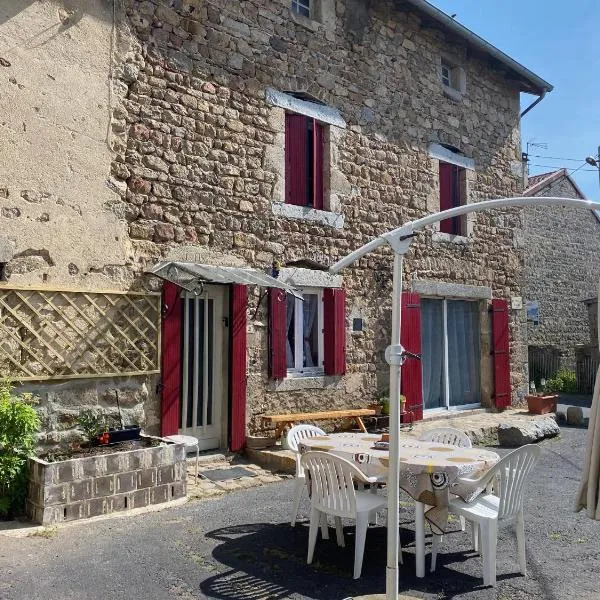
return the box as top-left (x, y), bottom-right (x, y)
top-left (287, 287), bottom-right (324, 376)
top-left (291, 0), bottom-right (311, 18)
top-left (423, 297), bottom-right (481, 415)
top-left (441, 60), bottom-right (453, 88)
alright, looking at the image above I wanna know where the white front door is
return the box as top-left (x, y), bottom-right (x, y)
top-left (180, 286), bottom-right (227, 450)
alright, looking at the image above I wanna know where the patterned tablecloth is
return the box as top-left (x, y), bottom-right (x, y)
top-left (299, 432), bottom-right (500, 534)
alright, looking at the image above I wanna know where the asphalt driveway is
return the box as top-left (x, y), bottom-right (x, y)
top-left (1, 426), bottom-right (597, 600)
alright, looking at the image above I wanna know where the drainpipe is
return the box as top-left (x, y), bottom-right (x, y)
top-left (520, 89), bottom-right (547, 118)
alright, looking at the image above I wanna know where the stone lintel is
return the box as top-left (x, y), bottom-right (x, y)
top-left (265, 88), bottom-right (346, 128)
top-left (412, 280), bottom-right (492, 300)
top-left (428, 142), bottom-right (475, 170)
top-left (279, 267), bottom-right (342, 288)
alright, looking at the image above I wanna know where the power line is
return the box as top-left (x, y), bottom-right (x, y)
top-left (530, 154), bottom-right (586, 162)
top-left (529, 164), bottom-right (597, 172)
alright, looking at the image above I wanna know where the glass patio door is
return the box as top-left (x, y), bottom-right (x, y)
top-left (421, 298), bottom-right (481, 411)
top-left (180, 286), bottom-right (226, 450)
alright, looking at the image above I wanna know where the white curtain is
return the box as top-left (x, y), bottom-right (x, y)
top-left (421, 299), bottom-right (444, 409)
top-left (286, 294), bottom-right (295, 368)
top-left (447, 300), bottom-right (481, 406)
top-left (303, 294), bottom-right (318, 367)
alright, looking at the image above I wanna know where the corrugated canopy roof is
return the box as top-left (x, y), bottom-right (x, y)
top-left (149, 261), bottom-right (303, 298)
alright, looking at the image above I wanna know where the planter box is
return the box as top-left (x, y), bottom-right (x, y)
top-left (107, 426), bottom-right (142, 444)
top-left (26, 440), bottom-right (187, 525)
top-left (526, 394), bottom-right (558, 415)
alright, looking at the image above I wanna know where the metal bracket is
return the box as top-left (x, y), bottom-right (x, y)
top-left (380, 228), bottom-right (419, 255)
top-left (385, 344), bottom-right (406, 366)
top-left (385, 344), bottom-right (422, 366)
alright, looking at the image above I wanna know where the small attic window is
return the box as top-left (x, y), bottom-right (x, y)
top-left (291, 0), bottom-right (310, 18)
top-left (440, 57), bottom-right (466, 99)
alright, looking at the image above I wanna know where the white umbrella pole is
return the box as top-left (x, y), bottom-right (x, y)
top-left (385, 251), bottom-right (404, 600)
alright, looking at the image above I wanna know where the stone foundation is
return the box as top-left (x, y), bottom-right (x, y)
top-left (26, 441), bottom-right (187, 525)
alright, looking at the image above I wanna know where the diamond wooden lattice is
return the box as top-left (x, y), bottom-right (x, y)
top-left (0, 285), bottom-right (161, 381)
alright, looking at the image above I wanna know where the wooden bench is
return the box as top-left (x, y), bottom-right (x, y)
top-left (263, 409), bottom-right (377, 440)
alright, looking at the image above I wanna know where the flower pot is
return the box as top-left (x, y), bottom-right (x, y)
top-left (367, 403), bottom-right (383, 416)
top-left (526, 394), bottom-right (557, 415)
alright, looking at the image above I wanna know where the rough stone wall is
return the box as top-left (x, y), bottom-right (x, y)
top-left (0, 1), bottom-right (160, 450)
top-left (1, 0), bottom-right (529, 444)
top-left (113, 0), bottom-right (527, 430)
top-left (524, 176), bottom-right (600, 370)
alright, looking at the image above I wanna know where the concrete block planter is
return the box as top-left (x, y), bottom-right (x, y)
top-left (26, 440), bottom-right (187, 525)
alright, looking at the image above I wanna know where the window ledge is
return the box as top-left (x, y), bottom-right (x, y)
top-left (290, 11), bottom-right (321, 32)
top-left (432, 231), bottom-right (470, 245)
top-left (267, 374), bottom-right (343, 392)
top-left (442, 85), bottom-right (463, 103)
top-left (272, 202), bottom-right (344, 229)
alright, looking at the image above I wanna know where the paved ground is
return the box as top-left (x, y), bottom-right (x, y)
top-left (1, 426), bottom-right (597, 600)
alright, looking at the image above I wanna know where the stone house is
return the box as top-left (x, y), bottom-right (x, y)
top-left (0, 0), bottom-right (552, 452)
top-left (522, 169), bottom-right (600, 388)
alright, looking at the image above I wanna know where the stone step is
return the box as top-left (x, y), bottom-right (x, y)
top-left (245, 445), bottom-right (295, 474)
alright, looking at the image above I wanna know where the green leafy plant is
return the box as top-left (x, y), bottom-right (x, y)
top-left (545, 370), bottom-right (578, 394)
top-left (376, 390), bottom-right (406, 416)
top-left (0, 379), bottom-right (40, 518)
top-left (76, 411), bottom-right (107, 446)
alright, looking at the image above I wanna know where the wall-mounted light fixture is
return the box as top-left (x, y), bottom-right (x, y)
top-left (0, 263), bottom-right (7, 282)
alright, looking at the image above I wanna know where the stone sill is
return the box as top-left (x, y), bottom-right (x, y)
top-left (442, 85), bottom-right (463, 102)
top-left (267, 374), bottom-right (343, 392)
top-left (271, 202), bottom-right (344, 229)
top-left (432, 231), bottom-right (470, 245)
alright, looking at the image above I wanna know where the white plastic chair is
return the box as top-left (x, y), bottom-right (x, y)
top-left (419, 427), bottom-right (472, 531)
top-left (419, 427), bottom-right (472, 448)
top-left (287, 424), bottom-right (326, 527)
top-left (301, 451), bottom-right (389, 579)
top-left (430, 444), bottom-right (541, 587)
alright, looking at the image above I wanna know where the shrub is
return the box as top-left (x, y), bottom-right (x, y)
top-left (76, 410), bottom-right (107, 445)
top-left (0, 380), bottom-right (40, 518)
top-left (545, 370), bottom-right (578, 394)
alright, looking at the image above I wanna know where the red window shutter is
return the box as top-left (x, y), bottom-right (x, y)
top-left (400, 292), bottom-right (423, 422)
top-left (439, 162), bottom-right (454, 234)
top-left (492, 299), bottom-right (511, 408)
top-left (313, 120), bottom-right (324, 210)
top-left (323, 288), bottom-right (346, 375)
top-left (230, 284), bottom-right (248, 452)
top-left (160, 282), bottom-right (182, 436)
top-left (285, 113), bottom-right (308, 206)
top-left (268, 288), bottom-right (287, 379)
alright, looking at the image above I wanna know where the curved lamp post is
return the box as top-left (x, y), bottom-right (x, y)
top-left (329, 196), bottom-right (600, 600)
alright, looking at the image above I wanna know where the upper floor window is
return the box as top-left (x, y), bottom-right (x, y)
top-left (439, 161), bottom-right (466, 236)
top-left (440, 57), bottom-right (466, 98)
top-left (291, 0), bottom-right (310, 18)
top-left (285, 113), bottom-right (325, 210)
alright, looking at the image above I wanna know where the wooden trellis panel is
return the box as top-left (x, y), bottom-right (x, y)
top-left (0, 285), bottom-right (161, 381)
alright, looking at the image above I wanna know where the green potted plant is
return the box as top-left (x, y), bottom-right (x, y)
top-left (525, 370), bottom-right (576, 414)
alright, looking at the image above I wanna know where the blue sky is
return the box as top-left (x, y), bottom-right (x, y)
top-left (430, 0), bottom-right (600, 200)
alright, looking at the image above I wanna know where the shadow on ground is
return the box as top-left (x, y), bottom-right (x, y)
top-left (197, 520), bottom-right (522, 600)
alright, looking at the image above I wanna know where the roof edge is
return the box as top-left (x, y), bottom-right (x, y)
top-left (523, 169), bottom-right (587, 199)
top-left (403, 0), bottom-right (553, 95)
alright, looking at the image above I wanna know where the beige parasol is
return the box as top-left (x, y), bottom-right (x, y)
top-left (575, 292), bottom-right (600, 519)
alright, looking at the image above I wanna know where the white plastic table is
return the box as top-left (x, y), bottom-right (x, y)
top-left (163, 434), bottom-right (199, 480)
top-left (299, 432), bottom-right (500, 577)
